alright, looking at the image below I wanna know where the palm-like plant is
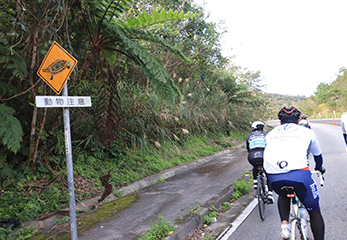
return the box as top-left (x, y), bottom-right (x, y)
top-left (72, 0), bottom-right (194, 145)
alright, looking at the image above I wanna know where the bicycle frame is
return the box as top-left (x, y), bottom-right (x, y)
top-left (289, 193), bottom-right (308, 240)
top-left (285, 171), bottom-right (324, 240)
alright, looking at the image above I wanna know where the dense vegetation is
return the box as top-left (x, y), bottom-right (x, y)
top-left (0, 0), bottom-right (267, 236)
top-left (1, 0), bottom-right (346, 239)
top-left (264, 67), bottom-right (347, 120)
top-left (303, 68), bottom-right (347, 118)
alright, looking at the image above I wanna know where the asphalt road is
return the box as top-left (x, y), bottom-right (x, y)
top-left (224, 123), bottom-right (347, 239)
top-left (35, 118), bottom-right (343, 239)
top-left (76, 146), bottom-right (252, 240)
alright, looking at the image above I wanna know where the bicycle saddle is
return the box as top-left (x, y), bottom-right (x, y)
top-left (281, 186), bottom-right (295, 197)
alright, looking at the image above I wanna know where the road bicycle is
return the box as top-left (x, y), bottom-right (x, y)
top-left (256, 165), bottom-right (271, 221)
top-left (281, 170), bottom-right (324, 240)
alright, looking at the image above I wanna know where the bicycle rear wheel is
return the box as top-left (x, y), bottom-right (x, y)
top-left (302, 211), bottom-right (314, 240)
top-left (291, 219), bottom-right (305, 240)
top-left (257, 175), bottom-right (266, 221)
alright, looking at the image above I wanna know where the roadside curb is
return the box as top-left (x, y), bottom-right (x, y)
top-left (216, 198), bottom-right (257, 240)
top-left (170, 187), bottom-right (256, 240)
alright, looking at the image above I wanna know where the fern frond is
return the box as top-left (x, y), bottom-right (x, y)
top-left (0, 104), bottom-right (23, 153)
top-left (0, 82), bottom-right (17, 97)
top-left (108, 26), bottom-right (182, 104)
top-left (0, 41), bottom-right (28, 80)
top-left (120, 9), bottom-right (195, 29)
top-left (0, 164), bottom-right (17, 188)
top-left (121, 27), bottom-right (191, 63)
top-left (0, 150), bottom-right (5, 168)
top-left (93, 0), bottom-right (131, 21)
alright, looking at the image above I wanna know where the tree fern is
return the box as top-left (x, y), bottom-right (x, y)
top-left (80, 2), bottom-right (193, 105)
top-left (75, 1), bottom-right (194, 145)
top-left (0, 40), bottom-right (28, 81)
top-left (91, 0), bottom-right (131, 22)
top-left (110, 26), bottom-right (182, 104)
top-left (119, 9), bottom-right (195, 29)
top-left (0, 105), bottom-right (23, 153)
top-left (121, 27), bottom-right (191, 63)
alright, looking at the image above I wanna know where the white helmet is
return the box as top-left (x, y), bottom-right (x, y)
top-left (251, 121), bottom-right (265, 131)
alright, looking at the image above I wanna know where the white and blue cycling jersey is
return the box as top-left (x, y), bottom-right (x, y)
top-left (264, 123), bottom-right (322, 174)
top-left (341, 112), bottom-right (347, 134)
top-left (249, 138), bottom-right (266, 149)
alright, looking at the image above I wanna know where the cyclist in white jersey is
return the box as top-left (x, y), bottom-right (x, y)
top-left (264, 106), bottom-right (326, 240)
top-left (340, 111), bottom-right (347, 150)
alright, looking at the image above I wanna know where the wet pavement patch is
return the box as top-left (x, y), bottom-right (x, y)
top-left (30, 194), bottom-right (137, 240)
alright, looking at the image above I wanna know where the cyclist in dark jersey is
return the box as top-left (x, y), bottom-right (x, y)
top-left (246, 121), bottom-right (274, 204)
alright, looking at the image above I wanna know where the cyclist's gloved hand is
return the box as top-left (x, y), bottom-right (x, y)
top-left (315, 166), bottom-right (326, 175)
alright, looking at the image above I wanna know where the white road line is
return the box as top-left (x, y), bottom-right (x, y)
top-left (217, 199), bottom-right (258, 240)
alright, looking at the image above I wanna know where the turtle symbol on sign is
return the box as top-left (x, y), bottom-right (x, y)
top-left (42, 59), bottom-right (72, 80)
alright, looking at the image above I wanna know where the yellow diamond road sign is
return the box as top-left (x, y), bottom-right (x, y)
top-left (37, 41), bottom-right (77, 95)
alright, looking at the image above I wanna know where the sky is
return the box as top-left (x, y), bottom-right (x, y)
top-left (193, 0), bottom-right (347, 96)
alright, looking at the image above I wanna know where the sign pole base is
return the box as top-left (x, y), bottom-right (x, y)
top-left (62, 82), bottom-right (78, 240)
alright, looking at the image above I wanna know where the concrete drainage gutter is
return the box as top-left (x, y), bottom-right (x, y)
top-left (167, 189), bottom-right (256, 240)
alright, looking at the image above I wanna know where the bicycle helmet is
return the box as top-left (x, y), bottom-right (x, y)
top-left (278, 106), bottom-right (301, 123)
top-left (251, 121), bottom-right (265, 131)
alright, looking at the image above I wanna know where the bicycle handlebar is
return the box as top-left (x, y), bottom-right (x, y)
top-left (311, 170), bottom-right (324, 187)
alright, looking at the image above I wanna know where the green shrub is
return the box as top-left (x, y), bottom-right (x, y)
top-left (0, 191), bottom-right (41, 222)
top-left (231, 178), bottom-right (251, 200)
top-left (138, 216), bottom-right (175, 240)
top-left (220, 202), bottom-right (231, 212)
top-left (0, 226), bottom-right (37, 240)
top-left (203, 211), bottom-right (218, 225)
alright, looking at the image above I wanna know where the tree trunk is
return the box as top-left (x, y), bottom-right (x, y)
top-left (29, 28), bottom-right (39, 164)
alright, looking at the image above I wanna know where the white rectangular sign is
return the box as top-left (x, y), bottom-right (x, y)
top-left (36, 96), bottom-right (92, 108)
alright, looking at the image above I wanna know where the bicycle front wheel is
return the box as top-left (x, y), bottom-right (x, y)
top-left (257, 175), bottom-right (265, 221)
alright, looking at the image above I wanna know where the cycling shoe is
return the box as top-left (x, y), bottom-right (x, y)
top-left (267, 191), bottom-right (274, 204)
top-left (280, 224), bottom-right (290, 239)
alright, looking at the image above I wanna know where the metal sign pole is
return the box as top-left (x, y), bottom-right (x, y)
top-left (62, 81), bottom-right (78, 240)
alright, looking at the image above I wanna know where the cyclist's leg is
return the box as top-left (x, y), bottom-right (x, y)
top-left (267, 174), bottom-right (291, 221)
top-left (277, 195), bottom-right (291, 222)
top-left (308, 208), bottom-right (325, 240)
top-left (252, 166), bottom-right (258, 189)
top-left (264, 170), bottom-right (274, 203)
top-left (248, 157), bottom-right (261, 189)
top-left (294, 170), bottom-right (324, 240)
top-left (277, 195), bottom-right (291, 239)
top-left (252, 166), bottom-right (257, 179)
top-left (267, 174), bottom-right (291, 238)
